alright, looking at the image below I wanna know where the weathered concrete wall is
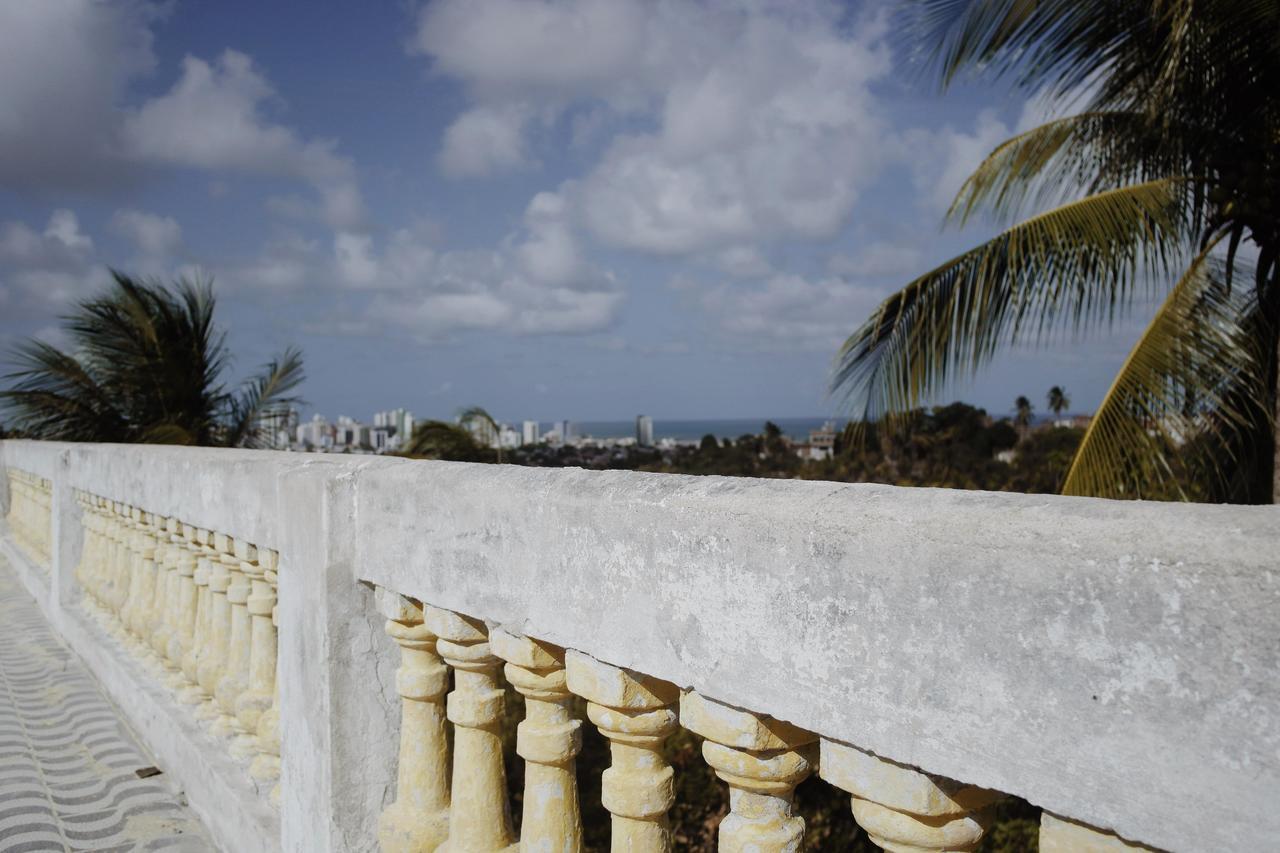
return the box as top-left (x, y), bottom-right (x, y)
top-left (352, 460), bottom-right (1280, 853)
top-left (3, 439), bottom-right (1278, 853)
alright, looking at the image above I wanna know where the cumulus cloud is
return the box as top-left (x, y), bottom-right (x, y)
top-left (0, 210), bottom-right (104, 313)
top-left (110, 209), bottom-right (182, 258)
top-left (334, 232), bottom-right (379, 288)
top-left (438, 105), bottom-right (534, 178)
top-left (714, 246), bottom-right (773, 278)
top-left (828, 241), bottom-right (924, 278)
top-left (415, 0), bottom-right (893, 255)
top-left (363, 195), bottom-right (623, 339)
top-left (0, 3), bottom-right (364, 233)
top-left (122, 50), bottom-right (365, 230)
top-left (224, 200), bottom-right (623, 340)
top-left (702, 273), bottom-right (886, 349)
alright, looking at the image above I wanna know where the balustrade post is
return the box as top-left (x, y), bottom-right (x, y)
top-left (214, 537), bottom-right (255, 739)
top-left (1039, 813), bottom-right (1157, 852)
top-left (75, 494), bottom-right (101, 609)
top-left (151, 517), bottom-right (181, 660)
top-left (103, 502), bottom-right (130, 625)
top-left (95, 497), bottom-right (116, 608)
top-left (820, 740), bottom-right (1001, 853)
top-left (233, 547), bottom-right (277, 761)
top-left (250, 559), bottom-right (282, 804)
top-left (106, 504), bottom-right (137, 635)
top-left (375, 589), bottom-right (451, 852)
top-left (565, 650), bottom-right (679, 852)
top-left (123, 509), bottom-right (158, 651)
top-left (38, 477), bottom-right (52, 566)
top-left (493, 630), bottom-right (582, 853)
top-left (180, 529), bottom-right (215, 705)
top-left (680, 692), bottom-right (817, 853)
top-left (424, 605), bottom-right (516, 852)
top-left (149, 512), bottom-right (180, 655)
top-left (164, 523), bottom-right (199, 687)
top-left (197, 532), bottom-right (236, 722)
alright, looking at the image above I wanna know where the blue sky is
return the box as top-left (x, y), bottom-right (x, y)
top-left (0, 0), bottom-right (1143, 424)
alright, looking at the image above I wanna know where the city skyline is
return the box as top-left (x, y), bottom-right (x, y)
top-left (0, 1), bottom-right (1146, 423)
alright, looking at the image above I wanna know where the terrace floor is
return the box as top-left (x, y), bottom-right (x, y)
top-left (0, 557), bottom-right (214, 852)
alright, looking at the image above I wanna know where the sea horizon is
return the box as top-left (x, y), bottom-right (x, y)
top-left (535, 410), bottom-right (1086, 442)
top-left (548, 416), bottom-right (845, 441)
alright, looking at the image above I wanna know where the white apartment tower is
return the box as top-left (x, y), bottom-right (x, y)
top-left (636, 415), bottom-right (655, 447)
top-left (522, 420), bottom-right (540, 445)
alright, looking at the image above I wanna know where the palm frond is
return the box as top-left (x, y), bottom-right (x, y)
top-left (832, 178), bottom-right (1192, 422)
top-left (0, 341), bottom-right (127, 441)
top-left (947, 111), bottom-right (1211, 226)
top-left (1063, 240), bottom-right (1267, 499)
top-left (222, 347), bottom-right (306, 449)
top-left (905, 0), bottom-right (1279, 100)
top-left (457, 405), bottom-right (503, 462)
top-left (403, 419), bottom-right (487, 461)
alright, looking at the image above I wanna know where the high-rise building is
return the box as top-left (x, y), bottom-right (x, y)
top-left (374, 408), bottom-right (415, 443)
top-left (559, 420), bottom-right (576, 444)
top-left (636, 415), bottom-right (654, 447)
top-left (522, 420), bottom-right (540, 445)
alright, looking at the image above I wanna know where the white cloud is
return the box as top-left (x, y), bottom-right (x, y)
top-left (0, 4), bottom-right (365, 234)
top-left (828, 241), bottom-right (924, 278)
top-left (122, 50), bottom-right (366, 231)
top-left (363, 194), bottom-right (623, 339)
top-left (702, 273), bottom-right (886, 349)
top-left (415, 0), bottom-right (893, 255)
top-left (714, 246), bottom-right (773, 278)
top-left (224, 198), bottom-right (623, 340)
top-left (111, 209), bottom-right (182, 258)
top-left (335, 233), bottom-right (378, 287)
top-left (413, 0), bottom-right (650, 100)
top-left (439, 105), bottom-right (533, 178)
top-left (0, 210), bottom-right (103, 311)
top-left (228, 232), bottom-right (321, 293)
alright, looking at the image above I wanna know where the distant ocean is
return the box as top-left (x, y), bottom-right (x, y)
top-left (545, 417), bottom-right (847, 442)
top-left (541, 410), bottom-right (1084, 442)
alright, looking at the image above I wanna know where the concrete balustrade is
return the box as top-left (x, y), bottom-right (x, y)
top-left (6, 468), bottom-right (52, 569)
top-left (1, 439), bottom-right (1277, 853)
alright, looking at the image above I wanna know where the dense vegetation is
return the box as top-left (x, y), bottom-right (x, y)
top-left (411, 402), bottom-right (1088, 498)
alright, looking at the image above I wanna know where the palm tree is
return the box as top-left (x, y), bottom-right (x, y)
top-left (1048, 386), bottom-right (1071, 419)
top-left (403, 419), bottom-right (488, 461)
top-left (0, 271), bottom-right (303, 448)
top-left (457, 406), bottom-right (504, 463)
top-left (833, 1), bottom-right (1279, 503)
top-left (1014, 395), bottom-right (1035, 437)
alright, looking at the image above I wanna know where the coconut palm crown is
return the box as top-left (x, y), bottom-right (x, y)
top-left (1048, 386), bottom-right (1071, 418)
top-left (0, 271), bottom-right (304, 448)
top-left (833, 0), bottom-right (1280, 503)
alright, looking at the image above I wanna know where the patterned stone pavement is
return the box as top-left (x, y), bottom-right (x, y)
top-left (0, 557), bottom-right (215, 852)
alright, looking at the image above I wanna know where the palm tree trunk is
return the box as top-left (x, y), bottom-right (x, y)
top-left (1269, 270), bottom-right (1280, 505)
top-left (1272, 320), bottom-right (1279, 504)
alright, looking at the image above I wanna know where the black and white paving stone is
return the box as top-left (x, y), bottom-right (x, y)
top-left (0, 557), bottom-right (214, 852)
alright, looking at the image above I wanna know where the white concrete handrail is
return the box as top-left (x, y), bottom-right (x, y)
top-left (1, 438), bottom-right (1277, 853)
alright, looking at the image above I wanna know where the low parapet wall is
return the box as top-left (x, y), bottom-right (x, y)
top-left (2, 438), bottom-right (1277, 852)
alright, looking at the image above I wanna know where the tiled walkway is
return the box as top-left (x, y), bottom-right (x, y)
top-left (0, 557), bottom-right (214, 852)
